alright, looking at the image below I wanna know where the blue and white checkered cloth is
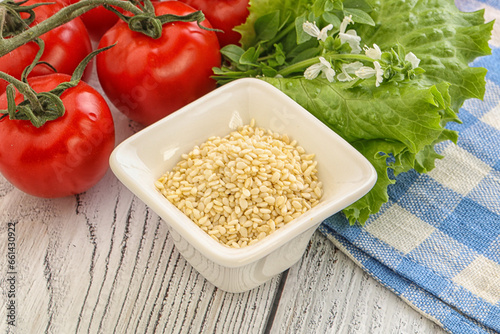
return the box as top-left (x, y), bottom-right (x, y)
top-left (319, 1), bottom-right (500, 333)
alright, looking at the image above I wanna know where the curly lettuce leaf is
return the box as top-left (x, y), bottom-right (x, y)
top-left (357, 0), bottom-right (493, 111)
top-left (261, 77), bottom-right (456, 224)
top-left (233, 0), bottom-right (493, 224)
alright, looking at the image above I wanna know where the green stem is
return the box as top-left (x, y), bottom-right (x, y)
top-left (278, 53), bottom-right (374, 76)
top-left (0, 0), bottom-right (143, 57)
top-left (0, 71), bottom-right (42, 111)
top-left (0, 44), bottom-right (114, 127)
top-left (257, 54), bottom-right (275, 61)
top-left (0, 7), bottom-right (6, 39)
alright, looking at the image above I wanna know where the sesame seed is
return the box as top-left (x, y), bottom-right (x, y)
top-left (155, 120), bottom-right (322, 249)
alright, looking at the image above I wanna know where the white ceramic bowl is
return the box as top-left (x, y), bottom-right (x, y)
top-left (109, 78), bottom-right (377, 293)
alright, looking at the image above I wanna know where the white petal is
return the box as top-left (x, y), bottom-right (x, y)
top-left (405, 52), bottom-right (421, 69)
top-left (303, 21), bottom-right (320, 38)
top-left (304, 63), bottom-right (324, 80)
top-left (318, 57), bottom-right (332, 68)
top-left (337, 62), bottom-right (363, 82)
top-left (323, 67), bottom-right (336, 82)
top-left (304, 58), bottom-right (335, 82)
top-left (319, 57), bottom-right (335, 82)
top-left (317, 24), bottom-right (333, 41)
top-left (343, 61), bottom-right (363, 72)
top-left (340, 30), bottom-right (362, 54)
top-left (337, 73), bottom-right (349, 82)
top-left (337, 72), bottom-right (354, 82)
top-left (349, 43), bottom-right (362, 54)
top-left (339, 15), bottom-right (353, 34)
top-left (364, 43), bottom-right (382, 60)
top-left (355, 66), bottom-right (376, 79)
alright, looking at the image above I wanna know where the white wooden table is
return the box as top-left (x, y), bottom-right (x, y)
top-left (0, 57), bottom-right (448, 334)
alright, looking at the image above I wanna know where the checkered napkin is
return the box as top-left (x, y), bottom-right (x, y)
top-left (319, 1), bottom-right (500, 333)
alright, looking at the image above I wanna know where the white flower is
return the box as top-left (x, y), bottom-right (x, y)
top-left (405, 52), bottom-right (421, 69)
top-left (355, 61), bottom-right (384, 87)
top-left (304, 57), bottom-right (335, 82)
top-left (355, 65), bottom-right (375, 79)
top-left (338, 16), bottom-right (361, 54)
top-left (364, 44), bottom-right (381, 60)
top-left (337, 61), bottom-right (363, 82)
top-left (302, 21), bottom-right (321, 38)
top-left (303, 21), bottom-right (333, 42)
top-left (340, 30), bottom-right (362, 54)
top-left (339, 15), bottom-right (354, 34)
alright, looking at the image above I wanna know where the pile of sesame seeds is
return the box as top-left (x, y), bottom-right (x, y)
top-left (155, 120), bottom-right (322, 249)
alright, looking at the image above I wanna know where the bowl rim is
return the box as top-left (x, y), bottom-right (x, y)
top-left (109, 78), bottom-right (377, 268)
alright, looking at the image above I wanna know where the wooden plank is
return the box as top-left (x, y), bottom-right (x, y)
top-left (268, 231), bottom-right (446, 334)
top-left (0, 171), bottom-right (284, 333)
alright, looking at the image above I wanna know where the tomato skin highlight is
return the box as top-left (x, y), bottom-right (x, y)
top-left (181, 0), bottom-right (249, 47)
top-left (0, 0), bottom-right (92, 94)
top-left (0, 74), bottom-right (115, 198)
top-left (96, 0), bottom-right (221, 126)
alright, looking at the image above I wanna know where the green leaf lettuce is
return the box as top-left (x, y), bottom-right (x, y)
top-left (226, 0), bottom-right (494, 224)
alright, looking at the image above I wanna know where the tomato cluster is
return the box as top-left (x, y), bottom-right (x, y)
top-left (0, 0), bottom-right (249, 198)
top-left (96, 0), bottom-right (222, 126)
top-left (0, 0), bottom-right (92, 94)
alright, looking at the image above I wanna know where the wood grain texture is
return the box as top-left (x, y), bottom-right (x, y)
top-left (0, 179), bottom-right (446, 334)
top-left (0, 172), bottom-right (282, 334)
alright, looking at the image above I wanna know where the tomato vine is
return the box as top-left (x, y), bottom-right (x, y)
top-left (0, 0), bottom-right (217, 126)
top-left (0, 0), bottom-right (216, 56)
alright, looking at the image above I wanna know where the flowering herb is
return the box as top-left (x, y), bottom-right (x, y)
top-left (364, 44), bottom-right (381, 60)
top-left (337, 15), bottom-right (361, 54)
top-left (354, 60), bottom-right (383, 87)
top-left (337, 61), bottom-right (361, 82)
top-left (302, 21), bottom-right (333, 41)
top-left (213, 0), bottom-right (493, 225)
top-left (304, 56), bottom-right (335, 82)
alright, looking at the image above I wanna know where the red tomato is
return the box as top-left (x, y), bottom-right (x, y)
top-left (0, 0), bottom-right (92, 94)
top-left (181, 0), bottom-right (249, 47)
top-left (62, 0), bottom-right (121, 41)
top-left (0, 74), bottom-right (115, 198)
top-left (96, 0), bottom-right (221, 126)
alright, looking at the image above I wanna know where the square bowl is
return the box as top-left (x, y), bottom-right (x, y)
top-left (109, 78), bottom-right (377, 293)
